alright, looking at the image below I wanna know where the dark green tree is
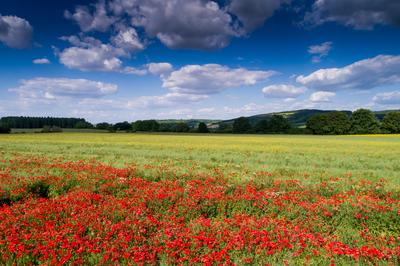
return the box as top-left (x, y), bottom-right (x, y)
top-left (133, 120), bottom-right (160, 132)
top-left (306, 112), bottom-right (351, 135)
top-left (254, 119), bottom-right (269, 133)
top-left (232, 117), bottom-right (251, 133)
top-left (381, 112), bottom-right (400, 133)
top-left (216, 123), bottom-right (232, 133)
top-left (306, 114), bottom-right (330, 135)
top-left (197, 122), bottom-right (209, 133)
top-left (350, 109), bottom-right (380, 134)
top-left (325, 112), bottom-right (351, 135)
top-left (74, 121), bottom-right (94, 129)
top-left (267, 115), bottom-right (291, 133)
top-left (175, 122), bottom-right (190, 132)
top-left (113, 121), bottom-right (132, 132)
top-left (0, 116), bottom-right (88, 128)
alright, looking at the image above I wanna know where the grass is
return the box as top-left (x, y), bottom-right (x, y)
top-left (11, 128), bottom-right (108, 133)
top-left (0, 133), bottom-right (399, 265)
top-left (1, 133), bottom-right (399, 187)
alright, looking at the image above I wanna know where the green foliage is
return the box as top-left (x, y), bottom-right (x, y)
top-left (350, 109), bottom-right (380, 134)
top-left (175, 122), bottom-right (190, 132)
top-left (307, 111), bottom-right (368, 135)
top-left (233, 117), bottom-right (251, 133)
top-left (325, 112), bottom-right (351, 135)
top-left (74, 121), bottom-right (94, 129)
top-left (254, 119), bottom-right (269, 133)
top-left (197, 122), bottom-right (209, 133)
top-left (267, 115), bottom-right (291, 133)
top-left (0, 116), bottom-right (89, 128)
top-left (0, 126), bottom-right (11, 134)
top-left (215, 123), bottom-right (233, 133)
top-left (381, 112), bottom-right (400, 133)
top-left (254, 115), bottom-right (291, 133)
top-left (113, 121), bottom-right (132, 132)
top-left (306, 114), bottom-right (330, 135)
top-left (133, 120), bottom-right (160, 132)
top-left (95, 122), bottom-right (113, 131)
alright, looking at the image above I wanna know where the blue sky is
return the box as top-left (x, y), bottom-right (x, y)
top-left (1, 0), bottom-right (400, 123)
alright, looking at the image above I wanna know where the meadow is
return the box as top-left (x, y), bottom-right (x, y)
top-left (0, 133), bottom-right (399, 265)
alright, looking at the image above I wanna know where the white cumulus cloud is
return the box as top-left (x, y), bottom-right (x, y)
top-left (163, 64), bottom-right (276, 95)
top-left (373, 91), bottom-right (400, 105)
top-left (0, 15), bottom-right (33, 49)
top-left (296, 55), bottom-right (400, 91)
top-left (9, 77), bottom-right (118, 100)
top-left (64, 1), bottom-right (115, 32)
top-left (308, 41), bottom-right (332, 63)
top-left (262, 84), bottom-right (306, 98)
top-left (127, 93), bottom-right (208, 109)
top-left (58, 35), bottom-right (144, 73)
top-left (147, 62), bottom-right (173, 76)
top-left (65, 0), bottom-right (287, 51)
top-left (309, 91), bottom-right (336, 102)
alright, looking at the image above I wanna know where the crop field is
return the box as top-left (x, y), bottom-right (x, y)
top-left (0, 133), bottom-right (399, 265)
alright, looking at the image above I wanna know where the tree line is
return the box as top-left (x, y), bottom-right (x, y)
top-left (0, 116), bottom-right (89, 129)
top-left (306, 109), bottom-right (400, 134)
top-left (96, 120), bottom-right (209, 133)
top-left (1, 109), bottom-right (399, 135)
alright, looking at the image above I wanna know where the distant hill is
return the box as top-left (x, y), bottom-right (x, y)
top-left (211, 109), bottom-right (400, 128)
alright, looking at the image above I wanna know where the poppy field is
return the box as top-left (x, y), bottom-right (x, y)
top-left (0, 133), bottom-right (399, 265)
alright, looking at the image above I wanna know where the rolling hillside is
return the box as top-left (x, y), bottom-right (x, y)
top-left (212, 109), bottom-right (400, 128)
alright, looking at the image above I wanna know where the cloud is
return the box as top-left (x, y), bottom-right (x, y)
top-left (9, 77), bottom-right (118, 100)
top-left (223, 102), bottom-right (267, 115)
top-left (0, 15), bottom-right (33, 49)
top-left (59, 44), bottom-right (122, 72)
top-left (308, 41), bottom-right (332, 63)
top-left (125, 64), bottom-right (274, 109)
top-left (58, 35), bottom-right (143, 72)
top-left (296, 55), bottom-right (400, 91)
top-left (112, 0), bottom-right (237, 50)
top-left (64, 1), bottom-right (115, 32)
top-left (262, 84), bottom-right (306, 98)
top-left (127, 93), bottom-right (208, 108)
top-left (65, 0), bottom-right (286, 51)
top-left (111, 27), bottom-right (145, 53)
top-left (147, 62), bottom-right (173, 76)
top-left (228, 0), bottom-right (288, 32)
top-left (309, 91), bottom-right (336, 102)
top-left (33, 58), bottom-right (50, 64)
top-left (373, 91), bottom-right (400, 105)
top-left (122, 66), bottom-right (147, 75)
top-left (305, 0), bottom-right (400, 30)
top-left (162, 64), bottom-right (276, 95)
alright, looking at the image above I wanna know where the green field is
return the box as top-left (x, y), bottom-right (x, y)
top-left (1, 133), bottom-right (399, 265)
top-left (1, 133), bottom-right (400, 185)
